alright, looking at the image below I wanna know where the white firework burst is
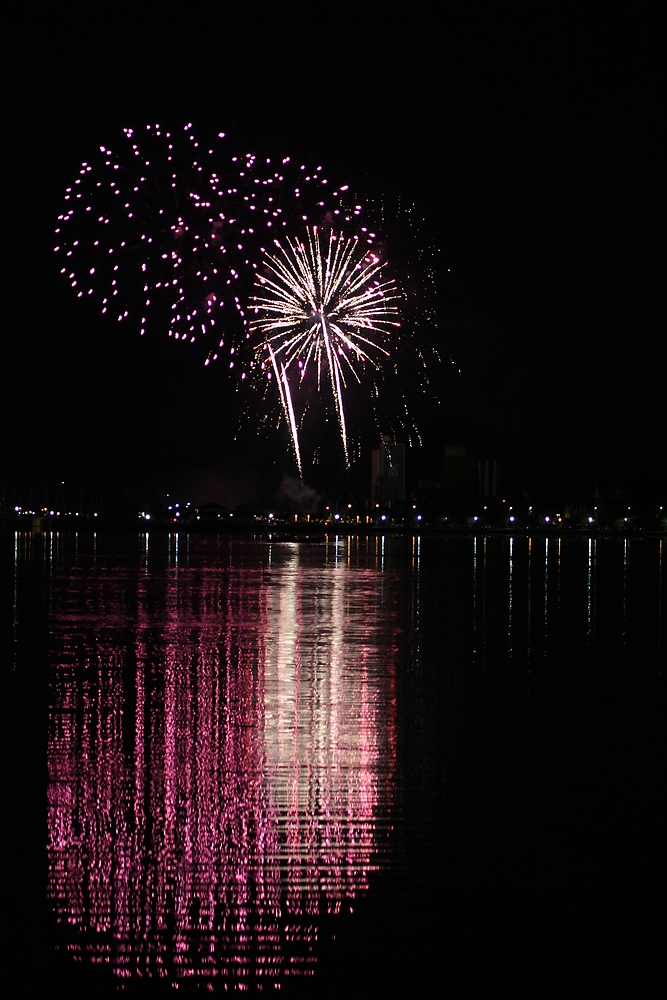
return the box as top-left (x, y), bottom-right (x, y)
top-left (250, 227), bottom-right (400, 475)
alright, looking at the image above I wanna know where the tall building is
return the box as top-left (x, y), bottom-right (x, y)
top-left (371, 436), bottom-right (405, 505)
top-left (440, 445), bottom-right (498, 498)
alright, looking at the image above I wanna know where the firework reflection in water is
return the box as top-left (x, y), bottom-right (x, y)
top-left (47, 539), bottom-right (398, 989)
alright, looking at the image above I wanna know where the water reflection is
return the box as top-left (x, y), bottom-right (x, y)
top-left (47, 540), bottom-right (399, 989)
top-left (588, 536), bottom-right (596, 640)
top-left (466, 531), bottom-right (663, 664)
top-left (33, 528), bottom-right (663, 994)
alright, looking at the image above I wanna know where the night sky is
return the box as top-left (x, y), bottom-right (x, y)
top-left (4, 10), bottom-right (662, 511)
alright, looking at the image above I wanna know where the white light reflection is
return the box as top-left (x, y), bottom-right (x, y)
top-left (622, 537), bottom-right (629, 641)
top-left (508, 535), bottom-right (513, 653)
top-left (659, 539), bottom-right (663, 655)
top-left (13, 531), bottom-right (19, 671)
top-left (544, 537), bottom-right (549, 652)
top-left (527, 537), bottom-right (533, 660)
top-left (472, 536), bottom-right (478, 659)
top-left (587, 537), bottom-right (596, 641)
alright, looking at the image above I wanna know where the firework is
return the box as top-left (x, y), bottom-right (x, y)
top-left (55, 125), bottom-right (367, 368)
top-left (250, 228), bottom-right (400, 475)
top-left (350, 194), bottom-right (450, 451)
top-left (203, 152), bottom-right (369, 366)
top-left (53, 123), bottom-right (239, 348)
top-left (54, 126), bottom-right (446, 470)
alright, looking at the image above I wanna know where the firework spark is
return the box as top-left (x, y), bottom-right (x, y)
top-left (53, 124), bottom-right (238, 346)
top-left (203, 152), bottom-right (368, 366)
top-left (250, 228), bottom-right (400, 474)
top-left (54, 125), bottom-right (367, 369)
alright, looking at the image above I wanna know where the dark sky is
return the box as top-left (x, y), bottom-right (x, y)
top-left (3, 10), bottom-right (662, 509)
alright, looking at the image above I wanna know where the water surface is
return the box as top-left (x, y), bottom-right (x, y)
top-left (6, 531), bottom-right (663, 995)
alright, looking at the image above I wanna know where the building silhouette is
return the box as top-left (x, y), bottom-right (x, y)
top-left (440, 445), bottom-right (498, 499)
top-left (371, 436), bottom-right (405, 505)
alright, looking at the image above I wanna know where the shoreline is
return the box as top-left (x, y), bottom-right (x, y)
top-left (2, 516), bottom-right (665, 539)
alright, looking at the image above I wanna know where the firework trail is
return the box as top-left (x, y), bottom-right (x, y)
top-left (250, 228), bottom-right (400, 475)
